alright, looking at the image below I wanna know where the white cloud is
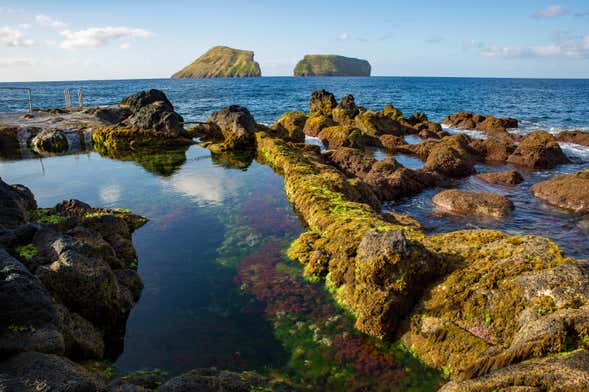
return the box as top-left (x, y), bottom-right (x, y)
top-left (35, 14), bottom-right (67, 28)
top-left (338, 32), bottom-right (350, 41)
top-left (18, 23), bottom-right (31, 29)
top-left (0, 26), bottom-right (34, 47)
top-left (120, 42), bottom-right (131, 49)
top-left (0, 57), bottom-right (35, 67)
top-left (533, 5), bottom-right (568, 18)
top-left (481, 34), bottom-right (589, 59)
top-left (59, 26), bottom-right (154, 49)
top-left (462, 39), bottom-right (485, 52)
top-left (99, 184), bottom-right (121, 205)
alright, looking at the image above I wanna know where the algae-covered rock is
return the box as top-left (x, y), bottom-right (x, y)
top-left (332, 94), bottom-right (360, 124)
top-left (404, 231), bottom-right (589, 380)
top-left (171, 46), bottom-right (261, 78)
top-left (309, 89), bottom-right (337, 116)
top-left (444, 112), bottom-right (518, 137)
top-left (433, 189), bottom-right (514, 218)
top-left (477, 170), bottom-right (524, 186)
top-left (207, 105), bottom-right (257, 150)
top-left (507, 131), bottom-right (570, 169)
top-left (423, 134), bottom-right (477, 177)
top-left (271, 111), bottom-right (307, 143)
top-left (531, 170), bottom-right (589, 213)
top-left (439, 350), bottom-right (589, 392)
top-left (303, 114), bottom-right (336, 137)
top-left (318, 125), bottom-right (363, 149)
top-left (294, 54), bottom-right (371, 77)
top-left (469, 137), bottom-right (516, 163)
top-left (354, 110), bottom-right (404, 137)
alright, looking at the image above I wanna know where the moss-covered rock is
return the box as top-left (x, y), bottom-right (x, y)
top-left (477, 170), bottom-right (524, 186)
top-left (318, 125), bottom-right (364, 149)
top-left (507, 131), bottom-right (570, 169)
top-left (423, 134), bottom-right (477, 177)
top-left (309, 89), bottom-right (337, 116)
top-left (91, 126), bottom-right (193, 152)
top-left (271, 111), bottom-right (307, 143)
top-left (303, 114), bottom-right (336, 137)
top-left (207, 105), bottom-right (257, 150)
top-left (556, 130), bottom-right (589, 147)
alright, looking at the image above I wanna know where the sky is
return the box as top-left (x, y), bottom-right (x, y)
top-left (1, 0), bottom-right (589, 81)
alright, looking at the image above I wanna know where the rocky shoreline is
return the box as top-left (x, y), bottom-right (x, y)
top-left (1, 88), bottom-right (589, 390)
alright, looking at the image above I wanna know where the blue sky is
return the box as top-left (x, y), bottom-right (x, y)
top-left (1, 0), bottom-right (588, 81)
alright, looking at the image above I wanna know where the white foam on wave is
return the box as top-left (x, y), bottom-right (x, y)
top-left (559, 142), bottom-right (589, 162)
top-left (305, 136), bottom-right (326, 151)
top-left (443, 125), bottom-right (486, 140)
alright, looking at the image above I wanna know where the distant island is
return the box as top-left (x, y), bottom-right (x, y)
top-left (293, 55), bottom-right (371, 77)
top-left (171, 46), bottom-right (261, 78)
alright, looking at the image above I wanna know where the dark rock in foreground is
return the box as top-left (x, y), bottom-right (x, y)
top-left (207, 105), bottom-right (257, 150)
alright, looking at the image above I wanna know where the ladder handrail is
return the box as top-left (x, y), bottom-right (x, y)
top-left (0, 87), bottom-right (33, 112)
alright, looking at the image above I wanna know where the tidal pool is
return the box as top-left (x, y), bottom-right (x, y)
top-left (0, 144), bottom-right (441, 390)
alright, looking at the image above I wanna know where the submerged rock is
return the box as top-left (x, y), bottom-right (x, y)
top-left (477, 170), bottom-right (524, 186)
top-left (507, 131), bottom-right (570, 169)
top-left (531, 169), bottom-right (589, 213)
top-left (171, 46), bottom-right (261, 78)
top-left (0, 351), bottom-right (98, 392)
top-left (159, 368), bottom-right (297, 392)
top-left (294, 54), bottom-right (371, 77)
top-left (207, 105), bottom-right (257, 150)
top-left (432, 189), bottom-right (514, 218)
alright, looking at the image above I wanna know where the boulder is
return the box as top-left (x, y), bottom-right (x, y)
top-left (31, 129), bottom-right (69, 153)
top-left (477, 170), bottom-right (524, 186)
top-left (556, 130), bottom-right (589, 147)
top-left (432, 189), bottom-right (514, 218)
top-left (469, 137), bottom-right (516, 162)
top-left (0, 249), bottom-right (64, 356)
top-left (379, 135), bottom-right (406, 150)
top-left (57, 304), bottom-right (104, 360)
top-left (403, 232), bottom-right (589, 380)
top-left (439, 351), bottom-right (589, 392)
top-left (91, 107), bottom-right (130, 125)
top-left (332, 94), bottom-right (359, 124)
top-left (530, 170), bottom-right (589, 213)
top-left (329, 147), bottom-right (377, 178)
top-left (381, 104), bottom-right (404, 121)
top-left (423, 135), bottom-right (477, 178)
top-left (271, 111), bottom-right (307, 143)
top-left (303, 114), bottom-right (336, 137)
top-left (120, 89), bottom-right (184, 136)
top-left (0, 178), bottom-right (36, 230)
top-left (159, 368), bottom-right (295, 392)
top-left (406, 112), bottom-right (428, 126)
top-left (309, 89), bottom-right (337, 116)
top-left (207, 105), bottom-right (257, 150)
top-left (354, 110), bottom-right (404, 137)
top-left (318, 125), bottom-right (363, 149)
top-left (507, 131), bottom-right (570, 169)
top-left (0, 351), bottom-right (98, 392)
top-left (444, 112), bottom-right (518, 137)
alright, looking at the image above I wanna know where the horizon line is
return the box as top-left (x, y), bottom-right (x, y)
top-left (2, 75), bottom-right (589, 84)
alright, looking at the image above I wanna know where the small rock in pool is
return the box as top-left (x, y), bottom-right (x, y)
top-left (477, 170), bottom-right (524, 186)
top-left (432, 189), bottom-right (514, 218)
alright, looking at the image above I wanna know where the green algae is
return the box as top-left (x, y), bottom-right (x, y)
top-left (30, 208), bottom-right (67, 224)
top-left (15, 243), bottom-right (38, 260)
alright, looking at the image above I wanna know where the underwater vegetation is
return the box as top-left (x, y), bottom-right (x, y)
top-left (235, 240), bottom-right (442, 391)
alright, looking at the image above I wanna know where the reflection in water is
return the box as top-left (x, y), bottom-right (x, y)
top-left (94, 144), bottom-right (190, 177)
top-left (99, 184), bottom-right (122, 205)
